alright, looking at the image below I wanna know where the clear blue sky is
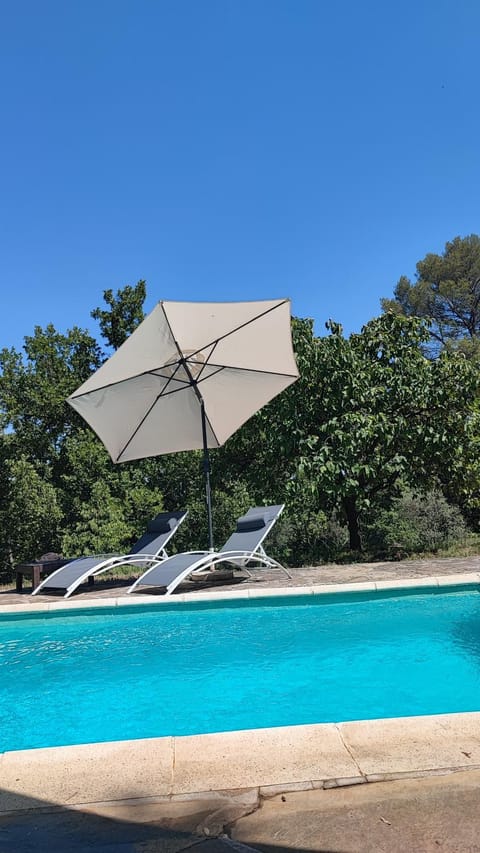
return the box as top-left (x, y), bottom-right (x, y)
top-left (1, 0), bottom-right (479, 352)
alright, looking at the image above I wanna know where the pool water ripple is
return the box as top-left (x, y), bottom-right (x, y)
top-left (1, 589), bottom-right (480, 752)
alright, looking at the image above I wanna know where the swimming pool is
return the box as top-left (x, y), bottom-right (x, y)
top-left (2, 585), bottom-right (480, 753)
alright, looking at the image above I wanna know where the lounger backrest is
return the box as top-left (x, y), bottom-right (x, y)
top-left (131, 510), bottom-right (187, 555)
top-left (220, 505), bottom-right (284, 554)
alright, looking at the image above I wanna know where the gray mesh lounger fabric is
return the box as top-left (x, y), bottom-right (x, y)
top-left (128, 505), bottom-right (290, 596)
top-left (32, 510), bottom-right (188, 598)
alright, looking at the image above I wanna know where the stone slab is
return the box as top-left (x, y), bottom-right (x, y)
top-left (0, 737), bottom-right (173, 812)
top-left (172, 723), bottom-right (358, 794)
top-left (435, 572), bottom-right (480, 586)
top-left (233, 768), bottom-right (480, 853)
top-left (340, 712), bottom-right (480, 776)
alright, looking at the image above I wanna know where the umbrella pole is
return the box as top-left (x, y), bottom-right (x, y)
top-left (200, 401), bottom-right (215, 551)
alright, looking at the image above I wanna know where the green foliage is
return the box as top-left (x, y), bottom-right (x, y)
top-left (0, 454), bottom-right (63, 578)
top-left (381, 235), bottom-right (480, 355)
top-left (0, 325), bottom-right (102, 465)
top-left (61, 481), bottom-right (131, 557)
top-left (362, 489), bottom-right (468, 559)
top-left (315, 512), bottom-right (350, 562)
top-left (149, 452), bottom-right (204, 523)
top-left (440, 402), bottom-right (480, 524)
top-left (57, 430), bottom-right (164, 536)
top-left (1, 279), bottom-right (479, 570)
top-left (271, 500), bottom-right (328, 567)
top-left (173, 480), bottom-right (254, 553)
top-left (295, 313), bottom-right (479, 549)
top-left (214, 317), bottom-right (318, 500)
top-left (91, 281), bottom-right (146, 350)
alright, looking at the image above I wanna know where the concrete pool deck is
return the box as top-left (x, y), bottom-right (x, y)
top-left (1, 555), bottom-right (480, 841)
top-left (3, 551), bottom-right (480, 605)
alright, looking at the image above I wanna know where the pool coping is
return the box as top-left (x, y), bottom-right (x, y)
top-left (1, 570), bottom-right (479, 614)
top-left (2, 572), bottom-right (480, 815)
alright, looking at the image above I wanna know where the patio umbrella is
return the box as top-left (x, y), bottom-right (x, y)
top-left (67, 298), bottom-right (299, 549)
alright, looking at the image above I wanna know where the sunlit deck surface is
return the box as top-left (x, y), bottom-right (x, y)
top-left (2, 553), bottom-right (480, 606)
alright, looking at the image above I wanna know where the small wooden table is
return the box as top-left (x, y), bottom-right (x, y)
top-left (15, 559), bottom-right (69, 592)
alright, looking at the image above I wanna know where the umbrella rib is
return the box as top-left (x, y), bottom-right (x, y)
top-left (202, 406), bottom-right (221, 448)
top-left (67, 371), bottom-right (184, 400)
top-left (115, 393), bottom-right (163, 462)
top-left (149, 303), bottom-right (223, 444)
top-left (115, 305), bottom-right (222, 455)
top-left (148, 364), bottom-right (298, 399)
top-left (115, 384), bottom-right (222, 462)
top-left (69, 362), bottom-right (297, 403)
top-left (216, 299), bottom-right (290, 352)
top-left (149, 365), bottom-right (226, 398)
top-left (161, 302), bottom-right (184, 365)
top-left (69, 301), bottom-right (296, 402)
top-left (196, 363), bottom-right (299, 379)
top-left (160, 298), bottom-right (291, 364)
top-left (68, 366), bottom-right (211, 401)
top-left (155, 362), bottom-right (298, 381)
top-left (114, 361), bottom-right (189, 461)
top-left (207, 299), bottom-right (290, 350)
top-left (194, 339), bottom-right (218, 381)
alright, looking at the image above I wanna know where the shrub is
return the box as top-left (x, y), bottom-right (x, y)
top-left (271, 505), bottom-right (328, 566)
top-left (362, 489), bottom-right (468, 559)
top-left (0, 456), bottom-right (63, 580)
top-left (61, 481), bottom-right (130, 557)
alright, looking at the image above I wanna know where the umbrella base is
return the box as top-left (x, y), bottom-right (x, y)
top-left (191, 567), bottom-right (235, 580)
top-left (187, 567), bottom-right (238, 586)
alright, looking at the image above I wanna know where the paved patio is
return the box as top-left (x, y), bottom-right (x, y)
top-left (3, 770), bottom-right (480, 852)
top-left (2, 552), bottom-right (480, 605)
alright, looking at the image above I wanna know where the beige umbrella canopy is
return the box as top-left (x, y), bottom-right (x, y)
top-left (68, 298), bottom-right (299, 548)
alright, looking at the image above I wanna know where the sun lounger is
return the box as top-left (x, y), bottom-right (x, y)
top-left (128, 504), bottom-right (290, 596)
top-left (32, 510), bottom-right (188, 598)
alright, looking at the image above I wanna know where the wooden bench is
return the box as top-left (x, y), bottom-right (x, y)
top-left (15, 559), bottom-right (69, 592)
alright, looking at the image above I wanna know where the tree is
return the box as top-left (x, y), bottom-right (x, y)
top-left (0, 324), bottom-right (103, 466)
top-left (0, 453), bottom-right (63, 574)
top-left (381, 235), bottom-right (480, 356)
top-left (57, 429), bottom-right (165, 553)
top-left (61, 481), bottom-right (132, 557)
top-left (296, 314), bottom-right (479, 550)
top-left (211, 317), bottom-right (328, 560)
top-left (440, 400), bottom-right (480, 524)
top-left (0, 283), bottom-right (157, 568)
top-left (214, 317), bottom-right (319, 494)
top-left (2, 281), bottom-right (479, 569)
top-left (91, 280), bottom-right (146, 350)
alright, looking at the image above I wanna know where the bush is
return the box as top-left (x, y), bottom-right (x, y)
top-left (0, 456), bottom-right (63, 580)
top-left (362, 489), bottom-right (469, 559)
top-left (61, 481), bottom-right (131, 557)
top-left (316, 512), bottom-right (350, 563)
top-left (270, 505), bottom-right (328, 566)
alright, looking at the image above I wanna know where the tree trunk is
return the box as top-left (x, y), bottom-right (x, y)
top-left (342, 496), bottom-right (362, 551)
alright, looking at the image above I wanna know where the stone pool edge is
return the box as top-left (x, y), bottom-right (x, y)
top-left (1, 570), bottom-right (479, 614)
top-left (2, 573), bottom-right (480, 815)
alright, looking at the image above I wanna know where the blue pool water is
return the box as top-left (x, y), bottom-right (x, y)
top-left (2, 587), bottom-right (480, 752)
